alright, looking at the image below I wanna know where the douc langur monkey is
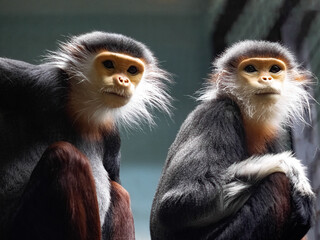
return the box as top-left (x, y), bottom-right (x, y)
top-left (150, 40), bottom-right (315, 240)
top-left (0, 31), bottom-right (172, 240)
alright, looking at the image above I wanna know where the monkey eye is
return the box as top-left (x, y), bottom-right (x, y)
top-left (270, 65), bottom-right (281, 73)
top-left (102, 60), bottom-right (114, 69)
top-left (127, 66), bottom-right (138, 75)
top-left (244, 65), bottom-right (257, 73)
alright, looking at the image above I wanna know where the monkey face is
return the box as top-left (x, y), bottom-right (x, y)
top-left (237, 58), bottom-right (286, 103)
top-left (91, 51), bottom-right (145, 108)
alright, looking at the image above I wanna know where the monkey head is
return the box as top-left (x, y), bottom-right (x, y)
top-left (199, 40), bottom-right (312, 129)
top-left (47, 31), bottom-right (172, 136)
top-left (91, 51), bottom-right (145, 108)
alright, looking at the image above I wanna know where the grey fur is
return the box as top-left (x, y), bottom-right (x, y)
top-left (214, 40), bottom-right (297, 71)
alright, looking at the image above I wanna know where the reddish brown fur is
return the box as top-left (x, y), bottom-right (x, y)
top-left (295, 74), bottom-right (307, 82)
top-left (266, 173), bottom-right (307, 240)
top-left (268, 173), bottom-right (291, 232)
top-left (72, 116), bottom-right (115, 141)
top-left (43, 142), bottom-right (102, 240)
top-left (243, 118), bottom-right (278, 155)
top-left (110, 181), bottom-right (135, 240)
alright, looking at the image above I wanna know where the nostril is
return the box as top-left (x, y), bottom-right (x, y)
top-left (261, 76), bottom-right (272, 81)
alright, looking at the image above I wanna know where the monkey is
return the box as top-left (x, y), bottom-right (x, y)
top-left (150, 40), bottom-right (315, 240)
top-left (0, 31), bottom-right (172, 240)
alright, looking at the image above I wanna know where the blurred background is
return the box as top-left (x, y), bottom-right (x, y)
top-left (0, 0), bottom-right (319, 239)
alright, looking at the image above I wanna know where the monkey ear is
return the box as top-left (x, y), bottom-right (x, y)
top-left (209, 72), bottom-right (226, 83)
top-left (209, 73), bottom-right (219, 82)
top-left (293, 70), bottom-right (313, 82)
top-left (294, 73), bottom-right (306, 82)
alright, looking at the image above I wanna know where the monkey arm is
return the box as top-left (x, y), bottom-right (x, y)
top-left (206, 172), bottom-right (315, 240)
top-left (150, 98), bottom-right (248, 233)
top-left (153, 172), bottom-right (314, 240)
top-left (154, 171), bottom-right (225, 228)
top-left (219, 152), bottom-right (315, 239)
top-left (218, 152), bottom-right (315, 240)
top-left (224, 151), bottom-right (314, 207)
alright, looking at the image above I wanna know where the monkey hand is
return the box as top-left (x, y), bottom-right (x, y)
top-left (276, 152), bottom-right (314, 197)
top-left (285, 186), bottom-right (316, 240)
top-left (226, 151), bottom-right (314, 197)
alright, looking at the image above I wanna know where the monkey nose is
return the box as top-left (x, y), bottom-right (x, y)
top-left (116, 76), bottom-right (130, 87)
top-left (260, 76), bottom-right (273, 81)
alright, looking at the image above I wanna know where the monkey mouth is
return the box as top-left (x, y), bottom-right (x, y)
top-left (101, 88), bottom-right (131, 98)
top-left (255, 89), bottom-right (280, 96)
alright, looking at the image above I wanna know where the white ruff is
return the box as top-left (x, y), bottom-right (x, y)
top-left (198, 69), bottom-right (312, 132)
top-left (226, 73), bottom-right (309, 129)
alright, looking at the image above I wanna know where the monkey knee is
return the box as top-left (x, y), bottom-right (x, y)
top-left (111, 181), bottom-right (131, 205)
top-left (263, 173), bottom-right (291, 198)
top-left (108, 181), bottom-right (135, 240)
top-left (36, 141), bottom-right (91, 178)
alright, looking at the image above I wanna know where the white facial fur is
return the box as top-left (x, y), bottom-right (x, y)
top-left (46, 34), bottom-right (173, 131)
top-left (198, 41), bottom-right (312, 131)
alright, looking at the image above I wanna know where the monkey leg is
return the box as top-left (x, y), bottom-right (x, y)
top-left (102, 181), bottom-right (135, 240)
top-left (9, 141), bottom-right (101, 240)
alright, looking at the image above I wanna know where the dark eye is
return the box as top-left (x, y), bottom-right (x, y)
top-left (270, 65), bottom-right (281, 73)
top-left (244, 65), bottom-right (257, 73)
top-left (127, 66), bottom-right (138, 75)
top-left (102, 60), bottom-right (114, 69)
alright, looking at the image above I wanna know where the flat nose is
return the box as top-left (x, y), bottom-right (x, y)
top-left (259, 75), bottom-right (273, 85)
top-left (260, 76), bottom-right (273, 81)
top-left (114, 75), bottom-right (130, 87)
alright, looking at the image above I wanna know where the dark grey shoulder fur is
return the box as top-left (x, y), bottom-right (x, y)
top-left (0, 57), bottom-right (68, 113)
